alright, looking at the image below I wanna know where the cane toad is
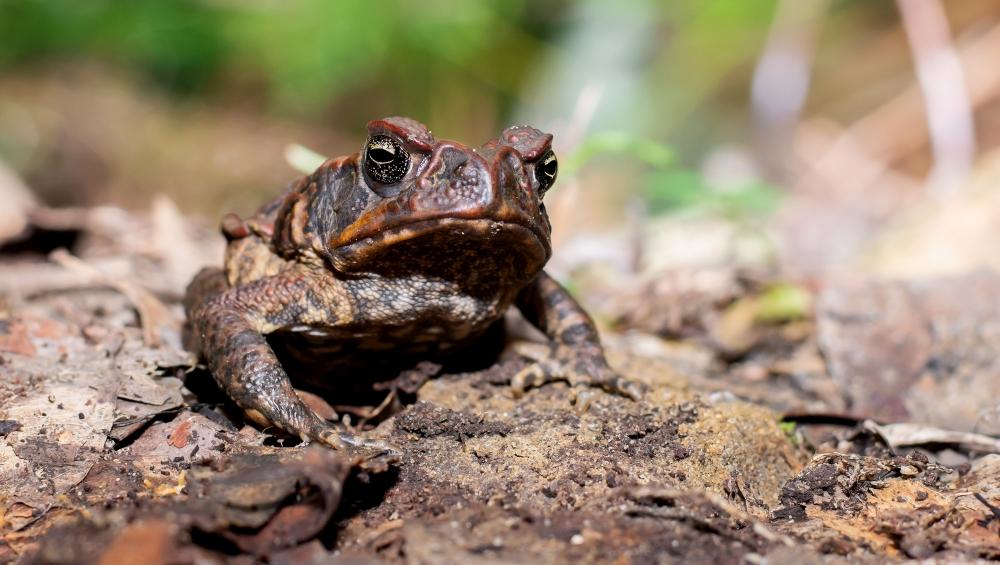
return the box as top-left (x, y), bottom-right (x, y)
top-left (184, 117), bottom-right (640, 449)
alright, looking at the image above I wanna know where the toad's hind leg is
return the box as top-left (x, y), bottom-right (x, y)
top-left (184, 269), bottom-right (384, 452)
top-left (183, 267), bottom-right (229, 352)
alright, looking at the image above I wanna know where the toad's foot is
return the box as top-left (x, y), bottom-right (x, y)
top-left (509, 342), bottom-right (644, 408)
top-left (245, 403), bottom-right (398, 464)
top-left (336, 433), bottom-right (400, 472)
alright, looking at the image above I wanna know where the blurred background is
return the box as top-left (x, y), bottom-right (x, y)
top-left (3, 0), bottom-right (1000, 283)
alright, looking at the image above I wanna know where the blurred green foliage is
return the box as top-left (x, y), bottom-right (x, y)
top-left (0, 0), bottom-right (544, 113)
top-left (0, 1), bottom-right (228, 93)
top-left (644, 169), bottom-right (781, 218)
top-left (562, 131), bottom-right (674, 176)
top-left (561, 128), bottom-right (779, 220)
top-left (0, 0), bottom-right (805, 218)
top-left (0, 0), bottom-right (781, 126)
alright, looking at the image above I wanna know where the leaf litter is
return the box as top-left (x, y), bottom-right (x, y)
top-left (0, 200), bottom-right (998, 563)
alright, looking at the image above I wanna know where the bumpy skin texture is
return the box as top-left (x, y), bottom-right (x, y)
top-left (184, 116), bottom-right (640, 449)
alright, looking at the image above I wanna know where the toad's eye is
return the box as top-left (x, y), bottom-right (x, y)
top-left (534, 150), bottom-right (558, 193)
top-left (365, 135), bottom-right (409, 184)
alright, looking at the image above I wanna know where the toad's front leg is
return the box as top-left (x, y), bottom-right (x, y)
top-left (512, 271), bottom-right (643, 403)
top-left (185, 268), bottom-right (375, 450)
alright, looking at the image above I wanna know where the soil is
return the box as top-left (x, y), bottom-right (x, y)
top-left (1, 204), bottom-right (999, 564)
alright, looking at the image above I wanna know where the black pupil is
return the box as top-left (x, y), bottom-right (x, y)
top-left (369, 147), bottom-right (395, 164)
top-left (542, 157), bottom-right (557, 177)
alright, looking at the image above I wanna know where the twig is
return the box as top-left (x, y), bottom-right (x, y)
top-left (12, 503), bottom-right (55, 532)
top-left (837, 21), bottom-right (1000, 176)
top-left (974, 492), bottom-right (1000, 521)
top-left (49, 248), bottom-right (173, 347)
top-left (356, 389), bottom-right (398, 430)
top-left (750, 0), bottom-right (830, 181)
top-left (896, 0), bottom-right (976, 195)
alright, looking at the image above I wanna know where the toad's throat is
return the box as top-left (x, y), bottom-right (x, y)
top-left (328, 217), bottom-right (551, 273)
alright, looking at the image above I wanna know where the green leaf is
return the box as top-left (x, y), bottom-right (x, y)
top-left (644, 169), bottom-right (704, 213)
top-left (564, 131), bottom-right (673, 174)
top-left (778, 421), bottom-right (799, 445)
top-left (755, 283), bottom-right (812, 324)
top-left (644, 169), bottom-right (782, 218)
top-left (284, 143), bottom-right (328, 175)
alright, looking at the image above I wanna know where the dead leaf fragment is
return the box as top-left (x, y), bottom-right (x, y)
top-left (867, 420), bottom-right (1000, 454)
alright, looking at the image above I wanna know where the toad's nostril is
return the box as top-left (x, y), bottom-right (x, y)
top-left (417, 144), bottom-right (471, 187)
top-left (444, 148), bottom-right (471, 176)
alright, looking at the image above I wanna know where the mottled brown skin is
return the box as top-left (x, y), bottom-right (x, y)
top-left (184, 117), bottom-right (640, 449)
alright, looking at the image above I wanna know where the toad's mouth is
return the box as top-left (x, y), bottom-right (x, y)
top-left (328, 217), bottom-right (551, 272)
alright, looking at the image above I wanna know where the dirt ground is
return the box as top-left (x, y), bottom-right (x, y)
top-left (1, 202), bottom-right (999, 564)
